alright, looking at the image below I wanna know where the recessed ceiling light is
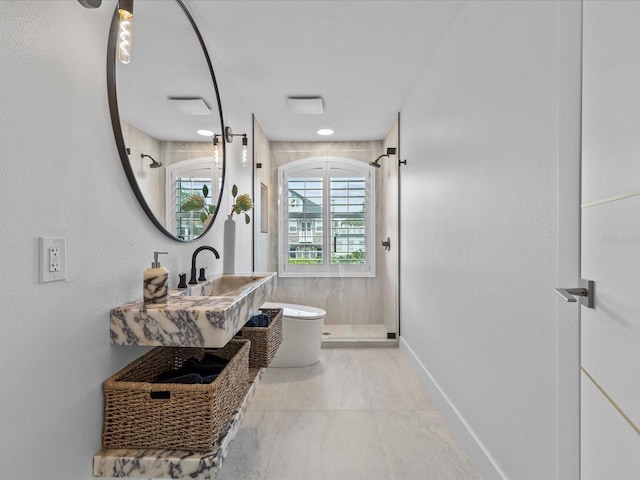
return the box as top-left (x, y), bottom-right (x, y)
top-left (197, 129), bottom-right (214, 137)
top-left (317, 129), bottom-right (334, 136)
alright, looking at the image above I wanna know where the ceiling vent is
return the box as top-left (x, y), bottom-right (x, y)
top-left (287, 97), bottom-right (324, 115)
top-left (168, 97), bottom-right (211, 115)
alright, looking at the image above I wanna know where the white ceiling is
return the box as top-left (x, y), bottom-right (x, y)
top-left (118, 1), bottom-right (463, 143)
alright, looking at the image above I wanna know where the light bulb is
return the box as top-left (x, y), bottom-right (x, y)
top-left (118, 1), bottom-right (133, 64)
top-left (213, 136), bottom-right (219, 164)
top-left (242, 136), bottom-right (248, 167)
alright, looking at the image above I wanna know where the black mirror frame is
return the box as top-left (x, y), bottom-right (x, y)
top-left (106, 0), bottom-right (226, 242)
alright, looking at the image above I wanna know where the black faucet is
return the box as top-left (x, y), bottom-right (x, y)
top-left (189, 246), bottom-right (220, 284)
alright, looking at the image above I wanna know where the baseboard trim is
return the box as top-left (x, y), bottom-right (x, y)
top-left (322, 338), bottom-right (399, 348)
top-left (399, 336), bottom-right (506, 480)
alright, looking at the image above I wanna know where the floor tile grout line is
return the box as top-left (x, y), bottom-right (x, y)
top-left (371, 410), bottom-right (398, 480)
top-left (355, 348), bottom-right (384, 413)
top-left (354, 347), bottom-right (375, 412)
top-left (259, 407), bottom-right (290, 480)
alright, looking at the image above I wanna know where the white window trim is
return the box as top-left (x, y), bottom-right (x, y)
top-left (165, 156), bottom-right (220, 233)
top-left (278, 156), bottom-right (375, 278)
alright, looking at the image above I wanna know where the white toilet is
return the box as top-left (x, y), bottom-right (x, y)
top-left (261, 302), bottom-right (326, 367)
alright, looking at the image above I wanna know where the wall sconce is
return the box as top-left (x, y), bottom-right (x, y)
top-left (77, 0), bottom-right (132, 63)
top-left (118, 0), bottom-right (134, 64)
top-left (241, 135), bottom-right (248, 167)
top-left (213, 135), bottom-right (220, 164)
top-left (222, 127), bottom-right (249, 167)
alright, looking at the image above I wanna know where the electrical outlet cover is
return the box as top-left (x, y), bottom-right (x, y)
top-left (40, 237), bottom-right (66, 283)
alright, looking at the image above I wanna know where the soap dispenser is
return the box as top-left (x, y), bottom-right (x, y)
top-left (143, 251), bottom-right (169, 305)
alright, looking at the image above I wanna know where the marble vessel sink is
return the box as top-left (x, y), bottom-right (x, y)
top-left (110, 272), bottom-right (276, 348)
top-left (178, 274), bottom-right (272, 297)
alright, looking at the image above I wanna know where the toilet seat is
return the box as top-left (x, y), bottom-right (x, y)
top-left (261, 302), bottom-right (325, 320)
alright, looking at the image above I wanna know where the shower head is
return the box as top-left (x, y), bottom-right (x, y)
top-left (369, 158), bottom-right (382, 168)
top-left (369, 147), bottom-right (397, 168)
top-left (141, 153), bottom-right (162, 169)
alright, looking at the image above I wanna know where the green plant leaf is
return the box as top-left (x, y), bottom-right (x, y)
top-left (200, 212), bottom-right (208, 223)
top-left (182, 193), bottom-right (205, 212)
top-left (244, 212), bottom-right (251, 224)
top-left (234, 205), bottom-right (241, 214)
top-left (208, 205), bottom-right (216, 214)
top-left (182, 200), bottom-right (199, 212)
top-left (232, 184), bottom-right (238, 197)
top-left (202, 184), bottom-right (209, 198)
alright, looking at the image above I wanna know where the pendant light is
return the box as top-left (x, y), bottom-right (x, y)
top-left (118, 0), bottom-right (134, 64)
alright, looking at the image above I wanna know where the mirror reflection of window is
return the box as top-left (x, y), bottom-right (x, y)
top-left (175, 177), bottom-right (211, 241)
top-left (166, 158), bottom-right (218, 241)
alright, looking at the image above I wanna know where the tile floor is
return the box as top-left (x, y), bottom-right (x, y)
top-left (217, 348), bottom-right (480, 480)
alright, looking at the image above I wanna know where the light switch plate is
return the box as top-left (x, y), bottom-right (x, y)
top-left (40, 237), bottom-right (66, 283)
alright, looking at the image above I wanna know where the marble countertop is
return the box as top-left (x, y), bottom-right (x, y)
top-left (110, 273), bottom-right (276, 348)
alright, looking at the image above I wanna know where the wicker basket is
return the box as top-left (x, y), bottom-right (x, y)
top-left (236, 308), bottom-right (283, 368)
top-left (102, 338), bottom-right (250, 452)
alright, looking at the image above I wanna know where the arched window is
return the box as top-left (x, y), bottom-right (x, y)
top-left (278, 157), bottom-right (375, 277)
top-left (166, 157), bottom-right (221, 241)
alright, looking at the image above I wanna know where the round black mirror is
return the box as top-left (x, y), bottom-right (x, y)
top-left (107, 0), bottom-right (226, 241)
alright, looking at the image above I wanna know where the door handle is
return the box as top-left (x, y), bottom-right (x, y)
top-left (554, 278), bottom-right (595, 308)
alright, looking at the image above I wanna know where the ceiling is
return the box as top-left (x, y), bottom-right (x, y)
top-left (116, 1), bottom-right (463, 143)
top-left (185, 1), bottom-right (463, 142)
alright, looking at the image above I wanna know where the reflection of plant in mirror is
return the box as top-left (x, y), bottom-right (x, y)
top-left (181, 185), bottom-right (217, 224)
top-left (230, 184), bottom-right (254, 224)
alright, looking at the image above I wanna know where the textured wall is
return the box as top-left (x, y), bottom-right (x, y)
top-left (400, 1), bottom-right (563, 478)
top-left (0, 1), bottom-right (253, 478)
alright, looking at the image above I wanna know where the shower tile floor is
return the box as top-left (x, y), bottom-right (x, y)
top-left (217, 347), bottom-right (480, 480)
top-left (322, 323), bottom-right (389, 340)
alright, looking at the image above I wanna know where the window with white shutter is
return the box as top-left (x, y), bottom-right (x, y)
top-left (278, 157), bottom-right (375, 277)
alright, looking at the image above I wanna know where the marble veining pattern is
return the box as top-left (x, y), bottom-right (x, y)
top-left (110, 273), bottom-right (275, 348)
top-left (93, 369), bottom-right (264, 479)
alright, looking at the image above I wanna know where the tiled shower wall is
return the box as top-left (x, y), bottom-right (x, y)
top-left (254, 122), bottom-right (399, 330)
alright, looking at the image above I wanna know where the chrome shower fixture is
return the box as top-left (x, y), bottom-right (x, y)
top-left (141, 153), bottom-right (162, 169)
top-left (369, 147), bottom-right (397, 168)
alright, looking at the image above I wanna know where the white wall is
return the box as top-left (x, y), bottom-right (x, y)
top-left (399, 1), bottom-right (578, 478)
top-left (0, 1), bottom-right (253, 478)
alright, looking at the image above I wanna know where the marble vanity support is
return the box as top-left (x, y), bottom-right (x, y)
top-left (110, 273), bottom-right (276, 348)
top-left (93, 369), bottom-right (264, 479)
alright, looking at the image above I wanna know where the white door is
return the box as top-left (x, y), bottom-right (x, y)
top-left (581, 1), bottom-right (640, 477)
